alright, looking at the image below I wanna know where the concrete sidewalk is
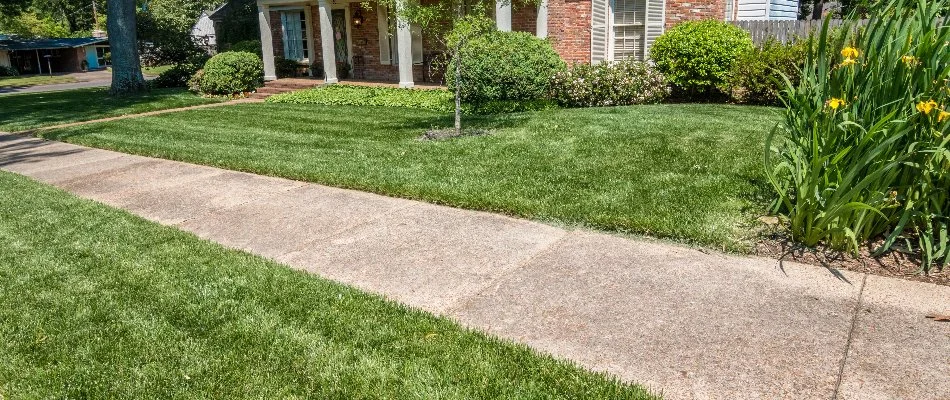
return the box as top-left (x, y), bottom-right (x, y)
top-left (1, 133), bottom-right (947, 400)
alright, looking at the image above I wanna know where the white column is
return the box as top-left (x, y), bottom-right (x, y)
top-left (317, 0), bottom-right (338, 83)
top-left (395, 0), bottom-right (414, 88)
top-left (303, 5), bottom-right (317, 77)
top-left (258, 4), bottom-right (276, 80)
top-left (536, 0), bottom-right (548, 38)
top-left (495, 0), bottom-right (512, 32)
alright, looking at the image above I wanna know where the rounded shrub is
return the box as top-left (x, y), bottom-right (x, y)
top-left (226, 40), bottom-right (262, 56)
top-left (447, 30), bottom-right (566, 105)
top-left (650, 20), bottom-right (753, 97)
top-left (198, 51), bottom-right (263, 95)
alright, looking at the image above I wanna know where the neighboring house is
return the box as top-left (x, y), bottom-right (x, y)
top-left (252, 0), bottom-right (798, 87)
top-left (0, 36), bottom-right (110, 74)
top-left (192, 10), bottom-right (220, 52)
top-left (727, 0), bottom-right (799, 20)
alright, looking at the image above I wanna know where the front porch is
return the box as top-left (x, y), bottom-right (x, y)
top-left (256, 0), bottom-right (550, 88)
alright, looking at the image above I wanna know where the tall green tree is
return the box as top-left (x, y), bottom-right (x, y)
top-left (108, 0), bottom-right (146, 94)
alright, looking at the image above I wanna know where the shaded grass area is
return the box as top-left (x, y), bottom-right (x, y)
top-left (41, 103), bottom-right (780, 250)
top-left (0, 74), bottom-right (77, 88)
top-left (0, 87), bottom-right (221, 132)
top-left (142, 64), bottom-right (174, 76)
top-left (0, 171), bottom-right (654, 399)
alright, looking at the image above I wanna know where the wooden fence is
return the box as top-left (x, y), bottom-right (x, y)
top-left (731, 19), bottom-right (863, 44)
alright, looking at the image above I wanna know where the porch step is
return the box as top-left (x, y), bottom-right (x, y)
top-left (252, 80), bottom-right (322, 99)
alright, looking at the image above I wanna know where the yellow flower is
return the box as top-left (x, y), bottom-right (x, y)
top-left (840, 58), bottom-right (857, 67)
top-left (841, 47), bottom-right (860, 59)
top-left (939, 110), bottom-right (950, 122)
top-left (901, 55), bottom-right (918, 65)
top-left (916, 100), bottom-right (938, 115)
top-left (828, 98), bottom-right (846, 110)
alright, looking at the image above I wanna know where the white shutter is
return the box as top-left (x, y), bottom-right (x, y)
top-left (591, 0), bottom-right (609, 63)
top-left (644, 0), bottom-right (665, 60)
top-left (377, 5), bottom-right (392, 65)
top-left (411, 24), bottom-right (423, 64)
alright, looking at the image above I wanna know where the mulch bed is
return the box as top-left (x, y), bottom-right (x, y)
top-left (756, 233), bottom-right (949, 286)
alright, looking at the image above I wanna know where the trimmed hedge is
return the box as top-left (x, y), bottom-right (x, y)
top-left (448, 30), bottom-right (566, 105)
top-left (650, 20), bottom-right (753, 97)
top-left (197, 51), bottom-right (263, 95)
top-left (550, 60), bottom-right (670, 107)
top-left (266, 85), bottom-right (455, 112)
top-left (0, 66), bottom-right (18, 77)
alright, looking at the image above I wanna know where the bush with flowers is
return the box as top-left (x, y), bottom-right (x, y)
top-left (766, 0), bottom-right (950, 272)
top-left (549, 59), bottom-right (670, 108)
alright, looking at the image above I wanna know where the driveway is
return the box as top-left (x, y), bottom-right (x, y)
top-left (0, 70), bottom-right (112, 95)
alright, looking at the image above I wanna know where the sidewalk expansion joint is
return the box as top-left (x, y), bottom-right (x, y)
top-left (441, 229), bottom-right (572, 317)
top-left (831, 272), bottom-right (868, 400)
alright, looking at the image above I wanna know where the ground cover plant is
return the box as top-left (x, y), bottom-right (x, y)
top-left (767, 0), bottom-right (950, 272)
top-left (0, 87), bottom-right (221, 132)
top-left (0, 171), bottom-right (655, 399)
top-left (267, 85), bottom-right (456, 112)
top-left (0, 74), bottom-right (78, 88)
top-left (40, 103), bottom-right (779, 251)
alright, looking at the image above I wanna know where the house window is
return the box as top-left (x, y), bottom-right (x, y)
top-left (377, 5), bottom-right (423, 66)
top-left (96, 46), bottom-right (110, 66)
top-left (612, 0), bottom-right (646, 60)
top-left (281, 11), bottom-right (308, 61)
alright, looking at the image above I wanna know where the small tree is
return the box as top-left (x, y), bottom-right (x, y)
top-left (377, 0), bottom-right (501, 135)
top-left (444, 15), bottom-right (494, 135)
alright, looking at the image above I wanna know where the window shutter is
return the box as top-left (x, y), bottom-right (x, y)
top-left (411, 24), bottom-right (423, 64)
top-left (591, 0), bottom-right (609, 63)
top-left (377, 5), bottom-right (392, 65)
top-left (644, 0), bottom-right (664, 60)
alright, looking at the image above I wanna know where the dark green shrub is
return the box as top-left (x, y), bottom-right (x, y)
top-left (650, 20), bottom-right (753, 97)
top-left (198, 51), bottom-right (264, 95)
top-left (722, 39), bottom-right (807, 105)
top-left (152, 63), bottom-right (201, 88)
top-left (226, 40), bottom-right (262, 56)
top-left (274, 57), bottom-right (302, 78)
top-left (550, 60), bottom-right (670, 107)
top-left (0, 65), bottom-right (18, 77)
top-left (447, 30), bottom-right (566, 105)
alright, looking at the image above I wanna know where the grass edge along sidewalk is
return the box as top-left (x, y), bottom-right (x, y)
top-left (0, 170), bottom-right (657, 399)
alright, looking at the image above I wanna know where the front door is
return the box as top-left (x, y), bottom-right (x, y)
top-left (331, 9), bottom-right (348, 65)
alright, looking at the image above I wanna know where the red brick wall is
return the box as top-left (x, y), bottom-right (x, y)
top-left (512, 1), bottom-right (538, 34)
top-left (269, 11), bottom-right (283, 58)
top-left (547, 0), bottom-right (591, 64)
top-left (665, 0), bottom-right (727, 29)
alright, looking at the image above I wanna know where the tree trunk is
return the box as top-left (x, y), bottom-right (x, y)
top-left (107, 0), bottom-right (147, 95)
top-left (811, 0), bottom-right (824, 20)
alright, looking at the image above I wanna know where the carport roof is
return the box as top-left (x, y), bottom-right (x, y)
top-left (0, 37), bottom-right (108, 51)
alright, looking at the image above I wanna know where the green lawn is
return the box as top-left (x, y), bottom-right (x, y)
top-left (40, 103), bottom-right (780, 250)
top-left (0, 74), bottom-right (77, 88)
top-left (0, 171), bottom-right (653, 399)
top-left (0, 87), bottom-right (221, 132)
top-left (142, 64), bottom-right (174, 76)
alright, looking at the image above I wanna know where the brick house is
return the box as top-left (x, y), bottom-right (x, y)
top-left (256, 0), bottom-right (798, 87)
